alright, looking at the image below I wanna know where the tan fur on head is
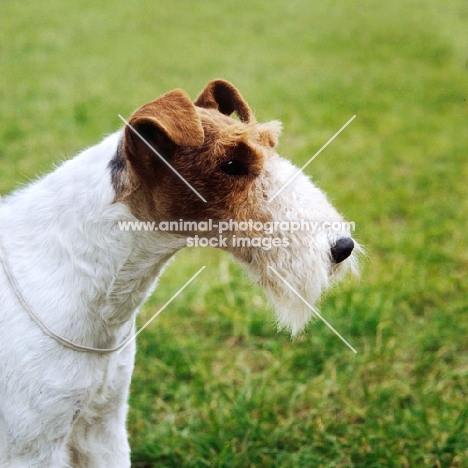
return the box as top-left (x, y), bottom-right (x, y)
top-left (128, 89), bottom-right (204, 147)
top-left (195, 79), bottom-right (254, 123)
top-left (119, 88), bottom-right (205, 210)
top-left (116, 80), bottom-right (279, 222)
top-left (257, 121), bottom-right (282, 148)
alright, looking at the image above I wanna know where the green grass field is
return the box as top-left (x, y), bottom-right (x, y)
top-left (1, 1), bottom-right (467, 466)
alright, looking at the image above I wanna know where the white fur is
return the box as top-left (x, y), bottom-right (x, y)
top-left (249, 154), bottom-right (359, 335)
top-left (0, 132), bottom-right (184, 467)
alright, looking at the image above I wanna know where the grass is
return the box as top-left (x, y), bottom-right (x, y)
top-left (1, 0), bottom-right (468, 466)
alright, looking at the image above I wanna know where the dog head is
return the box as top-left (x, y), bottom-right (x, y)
top-left (113, 80), bottom-right (360, 335)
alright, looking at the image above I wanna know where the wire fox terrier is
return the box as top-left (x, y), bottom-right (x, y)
top-left (0, 80), bottom-right (359, 467)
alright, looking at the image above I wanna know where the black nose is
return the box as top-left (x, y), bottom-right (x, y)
top-left (331, 238), bottom-right (354, 264)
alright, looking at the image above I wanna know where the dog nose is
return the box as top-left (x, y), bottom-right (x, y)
top-left (330, 237), bottom-right (354, 264)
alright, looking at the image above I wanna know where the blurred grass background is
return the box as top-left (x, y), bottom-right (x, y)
top-left (1, 1), bottom-right (468, 466)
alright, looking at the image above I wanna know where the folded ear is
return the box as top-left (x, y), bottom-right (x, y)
top-left (124, 88), bottom-right (204, 165)
top-left (194, 79), bottom-right (254, 123)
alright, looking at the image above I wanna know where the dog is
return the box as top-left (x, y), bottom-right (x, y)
top-left (0, 80), bottom-right (359, 467)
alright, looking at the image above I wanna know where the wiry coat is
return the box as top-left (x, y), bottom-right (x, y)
top-left (0, 80), bottom-right (358, 467)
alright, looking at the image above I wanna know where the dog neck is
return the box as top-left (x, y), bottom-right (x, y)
top-left (0, 131), bottom-right (185, 349)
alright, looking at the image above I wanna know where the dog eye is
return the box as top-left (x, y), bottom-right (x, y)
top-left (220, 159), bottom-right (249, 176)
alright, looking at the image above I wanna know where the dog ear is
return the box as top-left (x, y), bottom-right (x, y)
top-left (124, 89), bottom-right (204, 163)
top-left (194, 79), bottom-right (254, 123)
